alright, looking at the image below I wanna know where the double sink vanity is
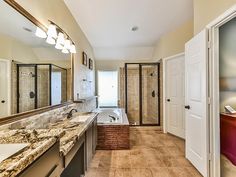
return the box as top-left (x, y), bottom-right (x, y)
top-left (0, 111), bottom-right (98, 177)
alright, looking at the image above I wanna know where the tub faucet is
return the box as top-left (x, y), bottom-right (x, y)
top-left (66, 109), bottom-right (78, 119)
top-left (109, 115), bottom-right (117, 121)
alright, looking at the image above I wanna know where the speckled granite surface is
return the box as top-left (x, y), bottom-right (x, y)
top-left (50, 113), bottom-right (98, 155)
top-left (0, 112), bottom-right (98, 177)
top-left (0, 129), bottom-right (64, 177)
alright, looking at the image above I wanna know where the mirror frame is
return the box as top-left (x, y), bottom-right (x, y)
top-left (0, 0), bottom-right (75, 126)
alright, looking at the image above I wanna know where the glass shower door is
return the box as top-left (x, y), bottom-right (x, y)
top-left (141, 64), bottom-right (160, 125)
top-left (125, 63), bottom-right (160, 126)
top-left (17, 65), bottom-right (37, 113)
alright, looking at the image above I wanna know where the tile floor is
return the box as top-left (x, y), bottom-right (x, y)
top-left (85, 127), bottom-right (202, 177)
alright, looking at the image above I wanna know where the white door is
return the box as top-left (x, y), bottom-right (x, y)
top-left (51, 72), bottom-right (62, 105)
top-left (0, 59), bottom-right (11, 117)
top-left (185, 29), bottom-right (209, 177)
top-left (166, 54), bottom-right (185, 139)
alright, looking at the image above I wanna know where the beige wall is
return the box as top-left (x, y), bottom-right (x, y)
top-left (152, 20), bottom-right (194, 60)
top-left (0, 34), bottom-right (39, 63)
top-left (194, 0), bottom-right (236, 34)
top-left (95, 59), bottom-right (153, 71)
top-left (15, 0), bottom-right (95, 99)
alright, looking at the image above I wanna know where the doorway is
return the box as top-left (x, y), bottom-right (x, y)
top-left (0, 59), bottom-right (11, 117)
top-left (209, 7), bottom-right (236, 177)
top-left (164, 54), bottom-right (185, 139)
top-left (124, 63), bottom-right (160, 126)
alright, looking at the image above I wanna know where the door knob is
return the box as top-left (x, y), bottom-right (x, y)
top-left (167, 99), bottom-right (171, 102)
top-left (1, 100), bottom-right (5, 103)
top-left (185, 105), bottom-right (191, 109)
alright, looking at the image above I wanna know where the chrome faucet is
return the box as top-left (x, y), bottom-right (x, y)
top-left (66, 109), bottom-right (78, 119)
top-left (109, 115), bottom-right (117, 121)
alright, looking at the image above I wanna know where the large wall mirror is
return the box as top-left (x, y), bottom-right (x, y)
top-left (0, 1), bottom-right (73, 119)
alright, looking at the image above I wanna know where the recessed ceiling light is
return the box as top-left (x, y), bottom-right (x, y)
top-left (131, 26), bottom-right (139, 32)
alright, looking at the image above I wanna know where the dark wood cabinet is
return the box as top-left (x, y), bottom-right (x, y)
top-left (19, 142), bottom-right (61, 177)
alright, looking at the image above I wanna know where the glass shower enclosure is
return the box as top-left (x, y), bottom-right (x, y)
top-left (16, 64), bottom-right (67, 113)
top-left (124, 63), bottom-right (160, 126)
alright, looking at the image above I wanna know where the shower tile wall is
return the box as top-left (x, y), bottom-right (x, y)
top-left (18, 66), bottom-right (36, 113)
top-left (11, 62), bottom-right (18, 114)
top-left (143, 66), bottom-right (159, 124)
top-left (37, 67), bottom-right (50, 108)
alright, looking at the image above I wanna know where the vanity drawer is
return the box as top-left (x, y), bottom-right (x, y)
top-left (18, 142), bottom-right (61, 177)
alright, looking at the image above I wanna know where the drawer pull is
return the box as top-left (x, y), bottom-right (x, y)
top-left (45, 164), bottom-right (58, 177)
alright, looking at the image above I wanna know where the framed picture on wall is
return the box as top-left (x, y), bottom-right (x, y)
top-left (89, 58), bottom-right (93, 70)
top-left (82, 52), bottom-right (87, 66)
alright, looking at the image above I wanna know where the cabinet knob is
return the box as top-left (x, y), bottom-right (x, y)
top-left (167, 99), bottom-right (170, 102)
top-left (1, 100), bottom-right (5, 103)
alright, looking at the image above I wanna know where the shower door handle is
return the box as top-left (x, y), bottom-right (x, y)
top-left (152, 91), bottom-right (155, 97)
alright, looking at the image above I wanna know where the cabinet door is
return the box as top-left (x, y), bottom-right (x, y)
top-left (92, 118), bottom-right (97, 154)
top-left (86, 125), bottom-right (93, 168)
top-left (19, 142), bottom-right (60, 177)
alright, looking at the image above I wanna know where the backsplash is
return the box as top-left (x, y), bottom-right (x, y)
top-left (0, 98), bottom-right (97, 130)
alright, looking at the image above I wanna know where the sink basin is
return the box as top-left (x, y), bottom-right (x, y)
top-left (70, 115), bottom-right (90, 123)
top-left (0, 143), bottom-right (29, 163)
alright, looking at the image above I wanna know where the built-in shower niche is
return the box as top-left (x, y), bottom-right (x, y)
top-left (15, 64), bottom-right (67, 114)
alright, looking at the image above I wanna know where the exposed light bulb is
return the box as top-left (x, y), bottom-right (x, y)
top-left (46, 36), bottom-right (56, 45)
top-left (35, 27), bottom-right (47, 38)
top-left (47, 24), bottom-right (57, 38)
top-left (70, 44), bottom-right (76, 53)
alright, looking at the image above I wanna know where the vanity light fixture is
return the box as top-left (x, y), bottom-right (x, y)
top-left (47, 24), bottom-right (57, 39)
top-left (55, 32), bottom-right (65, 49)
top-left (46, 35), bottom-right (56, 45)
top-left (62, 47), bottom-right (69, 54)
top-left (64, 39), bottom-right (71, 50)
top-left (70, 44), bottom-right (76, 53)
top-left (35, 27), bottom-right (47, 38)
top-left (35, 20), bottom-right (76, 54)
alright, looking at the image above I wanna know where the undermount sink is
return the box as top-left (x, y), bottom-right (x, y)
top-left (0, 143), bottom-right (29, 163)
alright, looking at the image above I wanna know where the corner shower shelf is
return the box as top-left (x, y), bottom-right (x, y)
top-left (74, 96), bottom-right (98, 103)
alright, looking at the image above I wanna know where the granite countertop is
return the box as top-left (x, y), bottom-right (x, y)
top-left (0, 112), bottom-right (98, 177)
top-left (0, 129), bottom-right (64, 177)
top-left (47, 112), bottom-right (98, 155)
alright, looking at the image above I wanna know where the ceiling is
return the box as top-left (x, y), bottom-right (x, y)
top-left (65, 0), bottom-right (193, 60)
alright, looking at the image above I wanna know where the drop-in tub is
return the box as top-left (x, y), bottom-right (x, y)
top-left (95, 108), bottom-right (129, 150)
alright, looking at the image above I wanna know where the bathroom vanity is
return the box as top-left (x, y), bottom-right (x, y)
top-left (0, 113), bottom-right (98, 177)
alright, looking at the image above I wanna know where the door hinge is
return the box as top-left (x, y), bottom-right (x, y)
top-left (208, 97), bottom-right (212, 105)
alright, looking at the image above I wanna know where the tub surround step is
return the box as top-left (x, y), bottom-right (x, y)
top-left (0, 112), bottom-right (99, 177)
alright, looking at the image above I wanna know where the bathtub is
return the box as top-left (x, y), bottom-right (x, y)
top-left (95, 108), bottom-right (129, 125)
top-left (94, 108), bottom-right (130, 150)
